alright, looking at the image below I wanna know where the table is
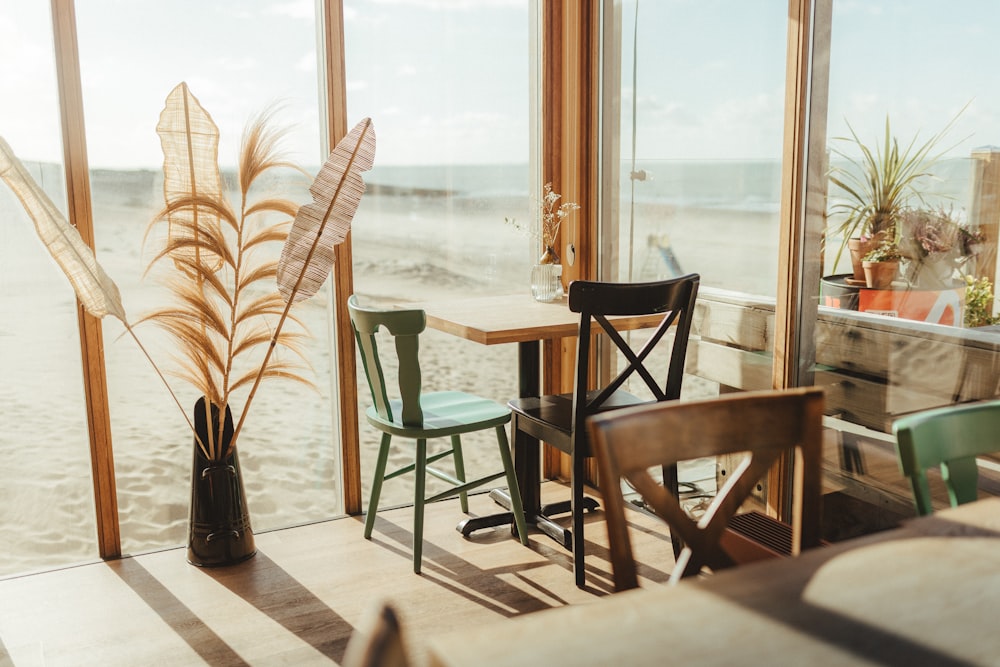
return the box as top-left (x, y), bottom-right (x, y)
top-left (425, 497), bottom-right (1000, 666)
top-left (412, 292), bottom-right (664, 547)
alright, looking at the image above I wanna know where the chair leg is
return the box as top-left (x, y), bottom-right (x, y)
top-left (495, 425), bottom-right (529, 546)
top-left (364, 433), bottom-right (393, 539)
top-left (451, 435), bottom-right (469, 514)
top-left (662, 463), bottom-right (684, 559)
top-left (413, 438), bottom-right (428, 574)
top-left (571, 452), bottom-right (586, 588)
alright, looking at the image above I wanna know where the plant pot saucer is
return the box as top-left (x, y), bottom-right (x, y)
top-left (843, 277), bottom-right (868, 286)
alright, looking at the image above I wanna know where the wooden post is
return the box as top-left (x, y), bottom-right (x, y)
top-left (542, 2), bottom-right (600, 482)
top-left (321, 0), bottom-right (362, 516)
top-left (51, 0), bottom-right (121, 559)
top-left (969, 147), bottom-right (1000, 287)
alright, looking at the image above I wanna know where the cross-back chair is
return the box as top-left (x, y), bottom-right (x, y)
top-left (893, 399), bottom-right (1000, 516)
top-left (588, 387), bottom-right (825, 590)
top-left (507, 274), bottom-right (699, 587)
top-left (348, 295), bottom-right (529, 573)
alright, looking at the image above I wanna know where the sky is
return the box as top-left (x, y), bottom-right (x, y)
top-left (0, 0), bottom-right (528, 169)
top-left (1, 0), bottom-right (999, 169)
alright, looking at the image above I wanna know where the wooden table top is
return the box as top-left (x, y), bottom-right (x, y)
top-left (411, 292), bottom-right (665, 345)
top-left (425, 498), bottom-right (1000, 666)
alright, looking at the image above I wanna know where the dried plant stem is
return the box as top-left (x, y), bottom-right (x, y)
top-left (123, 323), bottom-right (209, 458)
top-left (228, 129), bottom-right (367, 456)
top-left (217, 192), bottom-right (248, 454)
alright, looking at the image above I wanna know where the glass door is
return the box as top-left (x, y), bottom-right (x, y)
top-left (800, 0), bottom-right (1000, 534)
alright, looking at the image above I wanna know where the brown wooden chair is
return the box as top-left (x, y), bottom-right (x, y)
top-left (507, 275), bottom-right (700, 588)
top-left (588, 387), bottom-right (825, 590)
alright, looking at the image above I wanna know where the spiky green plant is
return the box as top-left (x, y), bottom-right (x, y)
top-left (827, 107), bottom-right (967, 271)
top-left (139, 107), bottom-right (313, 460)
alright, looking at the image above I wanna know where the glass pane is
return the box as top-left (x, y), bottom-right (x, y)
top-left (805, 0), bottom-right (1000, 534)
top-left (0, 4), bottom-right (98, 576)
top-left (612, 1), bottom-right (786, 296)
top-left (344, 0), bottom-right (531, 507)
top-left (607, 1), bottom-right (788, 506)
top-left (72, 1), bottom-right (340, 557)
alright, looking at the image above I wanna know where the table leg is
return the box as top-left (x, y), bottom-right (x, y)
top-left (459, 340), bottom-right (595, 547)
top-left (459, 341), bottom-right (541, 538)
top-left (515, 340), bottom-right (541, 511)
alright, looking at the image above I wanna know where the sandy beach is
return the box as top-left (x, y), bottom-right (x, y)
top-left (1, 166), bottom-right (726, 578)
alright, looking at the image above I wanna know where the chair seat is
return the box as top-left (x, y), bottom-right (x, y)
top-left (508, 390), bottom-right (650, 455)
top-left (367, 390), bottom-right (511, 438)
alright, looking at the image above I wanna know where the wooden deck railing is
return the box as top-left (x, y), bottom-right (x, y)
top-left (689, 286), bottom-right (1000, 432)
top-left (688, 287), bottom-right (1000, 521)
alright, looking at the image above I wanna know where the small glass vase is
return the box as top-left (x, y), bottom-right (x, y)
top-left (531, 246), bottom-right (563, 302)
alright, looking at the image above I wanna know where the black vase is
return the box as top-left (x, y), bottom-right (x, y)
top-left (187, 397), bottom-right (256, 567)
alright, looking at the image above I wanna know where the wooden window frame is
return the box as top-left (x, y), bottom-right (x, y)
top-left (48, 0), bottom-right (828, 550)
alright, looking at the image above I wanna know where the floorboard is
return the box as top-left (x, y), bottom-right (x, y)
top-left (0, 481), bottom-right (676, 666)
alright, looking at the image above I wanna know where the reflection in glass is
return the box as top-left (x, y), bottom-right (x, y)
top-left (604, 1), bottom-right (787, 513)
top-left (807, 1), bottom-right (1000, 534)
top-left (612, 1), bottom-right (787, 297)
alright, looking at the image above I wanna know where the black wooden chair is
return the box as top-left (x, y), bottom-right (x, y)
top-left (507, 274), bottom-right (699, 587)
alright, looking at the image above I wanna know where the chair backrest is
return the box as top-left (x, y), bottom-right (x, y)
top-left (567, 274), bottom-right (700, 448)
top-left (588, 387), bottom-right (825, 590)
top-left (892, 400), bottom-right (1000, 516)
top-left (348, 295), bottom-right (426, 427)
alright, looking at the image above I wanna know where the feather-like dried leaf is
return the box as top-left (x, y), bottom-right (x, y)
top-left (243, 226), bottom-right (289, 254)
top-left (245, 198), bottom-right (301, 219)
top-left (237, 264), bottom-right (279, 292)
top-left (240, 107), bottom-right (289, 192)
top-left (166, 256), bottom-right (234, 307)
top-left (236, 293), bottom-right (287, 324)
top-left (156, 82), bottom-right (227, 277)
top-left (0, 136), bottom-right (128, 322)
top-left (277, 117), bottom-right (375, 304)
top-left (230, 362), bottom-right (315, 394)
top-left (139, 311), bottom-right (227, 374)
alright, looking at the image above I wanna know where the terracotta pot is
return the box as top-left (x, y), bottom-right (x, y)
top-left (862, 260), bottom-right (899, 290)
top-left (848, 237), bottom-right (877, 281)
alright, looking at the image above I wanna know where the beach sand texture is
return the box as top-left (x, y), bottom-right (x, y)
top-left (1, 164), bottom-right (747, 577)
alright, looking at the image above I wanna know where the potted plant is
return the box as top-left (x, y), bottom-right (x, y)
top-left (862, 239), bottom-right (903, 289)
top-left (898, 206), bottom-right (984, 288)
top-left (827, 109), bottom-right (965, 281)
top-left (0, 84), bottom-right (376, 567)
top-left (505, 182), bottom-right (579, 302)
top-left (965, 275), bottom-right (1000, 328)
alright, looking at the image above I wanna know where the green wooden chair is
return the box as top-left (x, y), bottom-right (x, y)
top-left (348, 295), bottom-right (529, 573)
top-left (892, 400), bottom-right (1000, 516)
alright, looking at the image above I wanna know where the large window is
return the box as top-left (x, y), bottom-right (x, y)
top-left (800, 0), bottom-right (1000, 532)
top-left (603, 1), bottom-right (789, 504)
top-left (608, 0), bottom-right (787, 296)
top-left (0, 4), bottom-right (98, 577)
top-left (75, 2), bottom-right (341, 556)
top-left (344, 0), bottom-right (532, 507)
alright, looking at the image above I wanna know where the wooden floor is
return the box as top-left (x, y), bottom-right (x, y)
top-left (0, 482), bottom-right (676, 666)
